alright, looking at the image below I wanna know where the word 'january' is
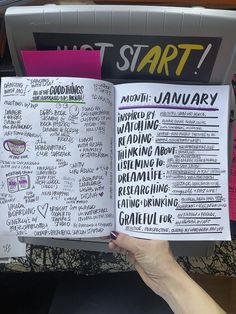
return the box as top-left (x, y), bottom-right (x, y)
top-left (154, 92), bottom-right (218, 106)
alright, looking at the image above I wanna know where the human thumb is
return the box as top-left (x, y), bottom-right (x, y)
top-left (110, 231), bottom-right (139, 254)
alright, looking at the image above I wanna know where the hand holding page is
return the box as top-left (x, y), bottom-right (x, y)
top-left (0, 77), bottom-right (231, 240)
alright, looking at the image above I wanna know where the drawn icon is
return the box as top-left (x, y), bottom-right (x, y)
top-left (7, 175), bottom-right (30, 193)
top-left (37, 203), bottom-right (49, 218)
top-left (7, 177), bottom-right (18, 193)
top-left (99, 192), bottom-right (104, 197)
top-left (69, 105), bottom-right (80, 117)
top-left (18, 176), bottom-right (30, 190)
top-left (3, 139), bottom-right (26, 155)
top-left (3, 244), bottom-right (12, 254)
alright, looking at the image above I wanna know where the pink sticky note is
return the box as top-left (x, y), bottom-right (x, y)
top-left (21, 50), bottom-right (101, 79)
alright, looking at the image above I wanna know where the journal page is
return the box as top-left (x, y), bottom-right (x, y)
top-left (0, 77), bottom-right (114, 238)
top-left (115, 82), bottom-right (231, 240)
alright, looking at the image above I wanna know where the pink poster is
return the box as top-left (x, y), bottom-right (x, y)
top-left (21, 50), bottom-right (101, 79)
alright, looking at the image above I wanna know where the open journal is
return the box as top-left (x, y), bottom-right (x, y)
top-left (0, 77), bottom-right (231, 240)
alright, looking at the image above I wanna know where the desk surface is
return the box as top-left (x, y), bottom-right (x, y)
top-left (0, 240), bottom-right (235, 276)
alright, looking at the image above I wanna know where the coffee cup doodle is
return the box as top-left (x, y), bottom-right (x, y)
top-left (3, 139), bottom-right (26, 155)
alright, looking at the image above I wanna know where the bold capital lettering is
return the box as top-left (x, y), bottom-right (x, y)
top-left (137, 46), bottom-right (161, 74)
top-left (117, 45), bottom-right (133, 71)
top-left (176, 44), bottom-right (203, 76)
top-left (157, 44), bottom-right (178, 76)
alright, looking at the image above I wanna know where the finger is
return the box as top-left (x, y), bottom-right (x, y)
top-left (108, 241), bottom-right (127, 255)
top-left (110, 232), bottom-right (140, 254)
top-left (108, 241), bottom-right (121, 252)
top-left (108, 241), bottom-right (116, 250)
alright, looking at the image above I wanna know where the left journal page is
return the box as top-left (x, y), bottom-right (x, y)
top-left (0, 77), bottom-right (114, 238)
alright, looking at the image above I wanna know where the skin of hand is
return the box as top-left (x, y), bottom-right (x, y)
top-left (109, 232), bottom-right (226, 314)
top-left (109, 232), bottom-right (177, 297)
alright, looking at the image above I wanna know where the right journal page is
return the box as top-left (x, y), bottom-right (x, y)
top-left (114, 82), bottom-right (231, 241)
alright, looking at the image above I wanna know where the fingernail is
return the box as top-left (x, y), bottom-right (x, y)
top-left (110, 231), bottom-right (119, 240)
